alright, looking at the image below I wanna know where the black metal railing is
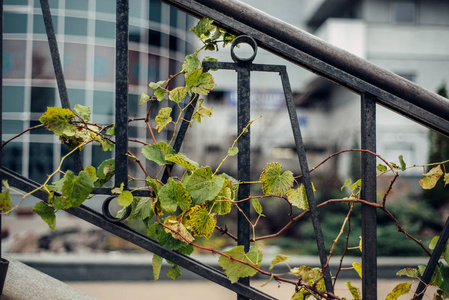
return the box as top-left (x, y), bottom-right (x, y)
top-left (2, 0), bottom-right (449, 299)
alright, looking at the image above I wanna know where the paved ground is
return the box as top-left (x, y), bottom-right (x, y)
top-left (67, 279), bottom-right (438, 299)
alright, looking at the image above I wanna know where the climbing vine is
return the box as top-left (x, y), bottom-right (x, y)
top-left (1, 18), bottom-right (449, 299)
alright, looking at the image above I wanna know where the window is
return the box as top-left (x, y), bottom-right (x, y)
top-left (149, 0), bottom-right (162, 23)
top-left (95, 20), bottom-right (115, 39)
top-left (3, 41), bottom-right (26, 79)
top-left (31, 87), bottom-right (55, 113)
top-left (28, 142), bottom-right (53, 183)
top-left (66, 0), bottom-right (88, 11)
top-left (32, 41), bottom-right (56, 79)
top-left (33, 14), bottom-right (58, 34)
top-left (4, 12), bottom-right (27, 34)
top-left (96, 0), bottom-right (115, 14)
top-left (65, 17), bottom-right (88, 36)
top-left (1, 142), bottom-right (23, 174)
top-left (93, 91), bottom-right (114, 116)
top-left (3, 86), bottom-right (25, 112)
top-left (2, 121), bottom-right (23, 135)
top-left (392, 2), bottom-right (415, 24)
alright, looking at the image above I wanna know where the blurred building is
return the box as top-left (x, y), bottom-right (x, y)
top-left (2, 0), bottom-right (196, 183)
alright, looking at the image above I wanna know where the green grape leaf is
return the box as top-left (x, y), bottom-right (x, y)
top-left (350, 179), bottom-right (362, 190)
top-left (269, 254), bottom-right (289, 271)
top-left (184, 166), bottom-right (225, 205)
top-left (192, 99), bottom-right (213, 124)
top-left (106, 124), bottom-right (115, 136)
top-left (398, 155), bottom-right (406, 171)
top-left (132, 197), bottom-right (154, 220)
top-left (142, 142), bottom-right (176, 166)
top-left (259, 162), bottom-right (294, 196)
top-left (163, 215), bottom-right (194, 243)
top-left (39, 107), bottom-right (76, 137)
top-left (418, 264), bottom-right (426, 276)
top-left (287, 184), bottom-right (309, 210)
top-left (182, 53), bottom-right (201, 73)
top-left (250, 198), bottom-right (264, 216)
top-left (189, 18), bottom-right (215, 40)
top-left (154, 88), bottom-right (166, 102)
top-left (165, 153), bottom-right (199, 170)
top-left (187, 205), bottom-right (217, 239)
top-left (188, 71), bottom-right (216, 96)
top-left (341, 178), bottom-right (352, 190)
top-left (149, 80), bottom-right (166, 91)
top-left (74, 104), bottom-right (91, 122)
top-left (227, 147), bottom-right (239, 157)
top-left (140, 92), bottom-right (151, 104)
top-left (353, 262), bottom-right (362, 278)
top-left (33, 202), bottom-right (56, 231)
top-left (167, 264), bottom-right (182, 280)
top-left (430, 235), bottom-right (439, 250)
top-left (152, 254), bottom-right (163, 281)
top-left (96, 158), bottom-right (115, 187)
top-left (218, 245), bottom-right (262, 284)
top-left (169, 86), bottom-right (188, 104)
top-left (61, 170), bottom-right (95, 208)
top-left (377, 164), bottom-right (388, 172)
top-left (101, 140), bottom-right (114, 152)
top-left (346, 281), bottom-right (362, 300)
top-left (419, 165), bottom-right (443, 189)
top-left (147, 176), bottom-right (161, 194)
top-left (444, 244), bottom-right (449, 266)
top-left (159, 178), bottom-right (191, 213)
top-left (117, 190), bottom-right (133, 207)
top-left (0, 189), bottom-right (12, 212)
top-left (386, 282), bottom-right (412, 300)
top-left (155, 107), bottom-right (172, 132)
top-left (396, 268), bottom-right (419, 278)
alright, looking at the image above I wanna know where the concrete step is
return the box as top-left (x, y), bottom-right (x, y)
top-left (0, 255), bottom-right (96, 300)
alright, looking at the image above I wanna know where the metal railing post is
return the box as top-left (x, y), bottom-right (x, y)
top-left (361, 92), bottom-right (377, 299)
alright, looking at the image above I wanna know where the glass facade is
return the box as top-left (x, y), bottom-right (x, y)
top-left (2, 0), bottom-right (197, 183)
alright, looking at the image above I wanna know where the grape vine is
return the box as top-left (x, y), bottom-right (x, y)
top-left (1, 18), bottom-right (449, 299)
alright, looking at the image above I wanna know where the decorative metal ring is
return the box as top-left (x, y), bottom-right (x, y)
top-left (231, 35), bottom-right (258, 63)
top-left (102, 195), bottom-right (132, 223)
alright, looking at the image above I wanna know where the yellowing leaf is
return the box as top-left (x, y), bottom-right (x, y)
top-left (193, 99), bottom-right (213, 124)
top-left (396, 268), bottom-right (419, 278)
top-left (166, 264), bottom-right (182, 280)
top-left (260, 162), bottom-right (294, 196)
top-left (287, 185), bottom-right (309, 210)
top-left (189, 18), bottom-right (215, 40)
top-left (169, 86), bottom-right (188, 104)
top-left (182, 53), bottom-right (201, 73)
top-left (186, 69), bottom-right (216, 95)
top-left (346, 281), bottom-right (361, 300)
top-left (39, 107), bottom-right (76, 136)
top-left (341, 178), bottom-right (352, 191)
top-left (444, 173), bottom-right (449, 186)
top-left (218, 245), bottom-right (262, 283)
top-left (187, 205), bottom-right (216, 239)
top-left (164, 215), bottom-right (194, 243)
top-left (419, 165), bottom-right (443, 189)
top-left (140, 92), bottom-right (151, 104)
top-left (155, 107), bottom-right (172, 132)
top-left (353, 262), bottom-right (362, 278)
top-left (165, 153), bottom-right (199, 170)
top-left (227, 147), bottom-right (239, 157)
top-left (0, 189), bottom-right (12, 212)
top-left (386, 282), bottom-right (412, 300)
top-left (269, 254), bottom-right (289, 271)
top-left (154, 88), bottom-right (166, 101)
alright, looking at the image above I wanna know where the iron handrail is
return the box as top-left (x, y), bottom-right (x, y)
top-left (162, 0), bottom-right (449, 136)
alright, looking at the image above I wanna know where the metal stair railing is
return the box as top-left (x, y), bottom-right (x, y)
top-left (1, 1), bottom-right (449, 299)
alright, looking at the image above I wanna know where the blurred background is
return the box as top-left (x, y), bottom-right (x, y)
top-left (2, 1), bottom-right (449, 294)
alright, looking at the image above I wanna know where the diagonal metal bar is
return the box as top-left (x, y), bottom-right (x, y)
top-left (161, 0), bottom-right (449, 137)
top-left (361, 93), bottom-right (377, 300)
top-left (0, 167), bottom-right (276, 300)
top-left (40, 0), bottom-right (83, 172)
top-left (279, 67), bottom-right (334, 293)
top-left (414, 216), bottom-right (449, 299)
top-left (114, 0), bottom-right (129, 189)
top-left (161, 96), bottom-right (198, 183)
